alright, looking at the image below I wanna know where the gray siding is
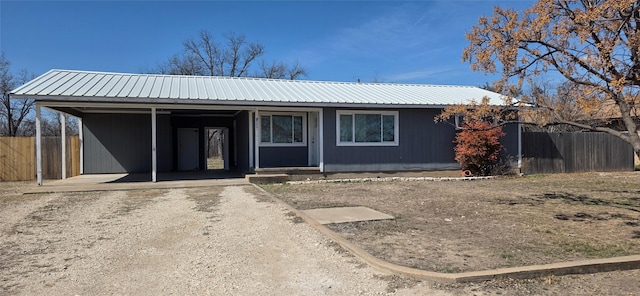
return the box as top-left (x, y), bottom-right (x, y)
top-left (83, 113), bottom-right (171, 174)
top-left (322, 108), bottom-right (520, 172)
top-left (259, 147), bottom-right (308, 167)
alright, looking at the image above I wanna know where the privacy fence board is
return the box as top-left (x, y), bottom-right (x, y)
top-left (521, 132), bottom-right (634, 174)
top-left (0, 137), bottom-right (35, 181)
top-left (0, 136), bottom-right (80, 181)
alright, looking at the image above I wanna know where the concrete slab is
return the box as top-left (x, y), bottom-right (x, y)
top-left (25, 172), bottom-right (249, 194)
top-left (302, 206), bottom-right (394, 224)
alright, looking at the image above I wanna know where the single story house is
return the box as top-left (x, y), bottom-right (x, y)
top-left (10, 69), bottom-right (521, 183)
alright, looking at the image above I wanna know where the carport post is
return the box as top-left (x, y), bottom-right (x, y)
top-left (35, 105), bottom-right (43, 186)
top-left (78, 117), bottom-right (83, 175)
top-left (61, 113), bottom-right (66, 179)
top-left (151, 107), bottom-right (157, 182)
top-left (254, 110), bottom-right (260, 170)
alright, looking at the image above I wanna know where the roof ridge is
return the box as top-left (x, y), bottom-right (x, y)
top-left (43, 69), bottom-right (480, 89)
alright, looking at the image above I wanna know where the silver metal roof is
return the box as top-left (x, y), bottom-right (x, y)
top-left (11, 69), bottom-right (504, 107)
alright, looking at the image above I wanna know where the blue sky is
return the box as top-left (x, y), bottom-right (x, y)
top-left (1, 0), bottom-right (534, 86)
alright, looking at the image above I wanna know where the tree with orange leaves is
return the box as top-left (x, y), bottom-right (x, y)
top-left (437, 0), bottom-right (640, 159)
top-left (454, 120), bottom-right (505, 176)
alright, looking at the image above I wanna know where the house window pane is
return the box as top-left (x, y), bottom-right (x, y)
top-left (382, 115), bottom-right (395, 142)
top-left (261, 115), bottom-right (271, 142)
top-left (272, 115), bottom-right (293, 143)
top-left (355, 114), bottom-right (381, 142)
top-left (339, 114), bottom-right (353, 142)
top-left (293, 116), bottom-right (303, 143)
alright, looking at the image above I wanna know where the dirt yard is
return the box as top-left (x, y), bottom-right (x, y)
top-left (0, 182), bottom-right (452, 295)
top-left (262, 172), bottom-right (640, 295)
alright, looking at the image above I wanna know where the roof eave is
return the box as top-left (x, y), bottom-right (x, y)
top-left (13, 94), bottom-right (468, 109)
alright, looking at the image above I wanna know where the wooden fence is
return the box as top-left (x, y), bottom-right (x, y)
top-left (0, 136), bottom-right (80, 181)
top-left (521, 132), bottom-right (634, 174)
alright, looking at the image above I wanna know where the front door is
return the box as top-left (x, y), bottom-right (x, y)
top-left (309, 112), bottom-right (319, 166)
top-left (178, 128), bottom-right (199, 171)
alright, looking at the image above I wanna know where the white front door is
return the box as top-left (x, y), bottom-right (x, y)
top-left (309, 112), bottom-right (319, 166)
top-left (178, 128), bottom-right (199, 171)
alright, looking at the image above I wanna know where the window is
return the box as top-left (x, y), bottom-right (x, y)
top-left (455, 114), bottom-right (466, 129)
top-left (260, 113), bottom-right (306, 146)
top-left (337, 110), bottom-right (398, 146)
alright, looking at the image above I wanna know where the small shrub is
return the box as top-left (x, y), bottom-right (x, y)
top-left (454, 120), bottom-right (505, 176)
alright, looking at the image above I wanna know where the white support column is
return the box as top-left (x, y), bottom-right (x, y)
top-left (60, 113), bottom-right (66, 179)
top-left (35, 105), bottom-right (43, 186)
top-left (151, 107), bottom-right (157, 182)
top-left (248, 112), bottom-right (254, 169)
top-left (318, 108), bottom-right (324, 173)
top-left (78, 117), bottom-right (84, 175)
top-left (254, 110), bottom-right (260, 169)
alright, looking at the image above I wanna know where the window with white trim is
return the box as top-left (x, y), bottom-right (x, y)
top-left (337, 110), bottom-right (399, 146)
top-left (260, 113), bottom-right (306, 146)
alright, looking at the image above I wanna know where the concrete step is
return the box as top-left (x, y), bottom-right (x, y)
top-left (254, 167), bottom-right (321, 175)
top-left (245, 173), bottom-right (290, 184)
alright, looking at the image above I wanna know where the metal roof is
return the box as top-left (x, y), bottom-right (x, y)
top-left (10, 69), bottom-right (505, 107)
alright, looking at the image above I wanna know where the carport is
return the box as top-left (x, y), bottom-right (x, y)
top-left (10, 70), bottom-right (324, 185)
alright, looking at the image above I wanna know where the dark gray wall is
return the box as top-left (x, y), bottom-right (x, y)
top-left (322, 108), bottom-right (520, 172)
top-left (259, 147), bottom-right (308, 167)
top-left (235, 111), bottom-right (250, 172)
top-left (171, 115), bottom-right (236, 171)
top-left (83, 113), bottom-right (172, 174)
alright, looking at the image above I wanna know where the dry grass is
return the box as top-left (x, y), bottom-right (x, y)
top-left (261, 172), bottom-right (640, 273)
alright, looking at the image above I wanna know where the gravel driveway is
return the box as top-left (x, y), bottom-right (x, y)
top-left (0, 185), bottom-right (447, 295)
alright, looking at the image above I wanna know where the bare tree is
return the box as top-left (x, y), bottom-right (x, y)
top-left (152, 30), bottom-right (307, 79)
top-left (258, 60), bottom-right (308, 80)
top-left (0, 53), bottom-right (35, 136)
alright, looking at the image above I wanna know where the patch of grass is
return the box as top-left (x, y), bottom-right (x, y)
top-left (500, 252), bottom-right (515, 260)
top-left (559, 242), bottom-right (633, 258)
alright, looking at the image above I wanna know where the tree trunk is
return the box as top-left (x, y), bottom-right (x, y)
top-left (617, 96), bottom-right (640, 165)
